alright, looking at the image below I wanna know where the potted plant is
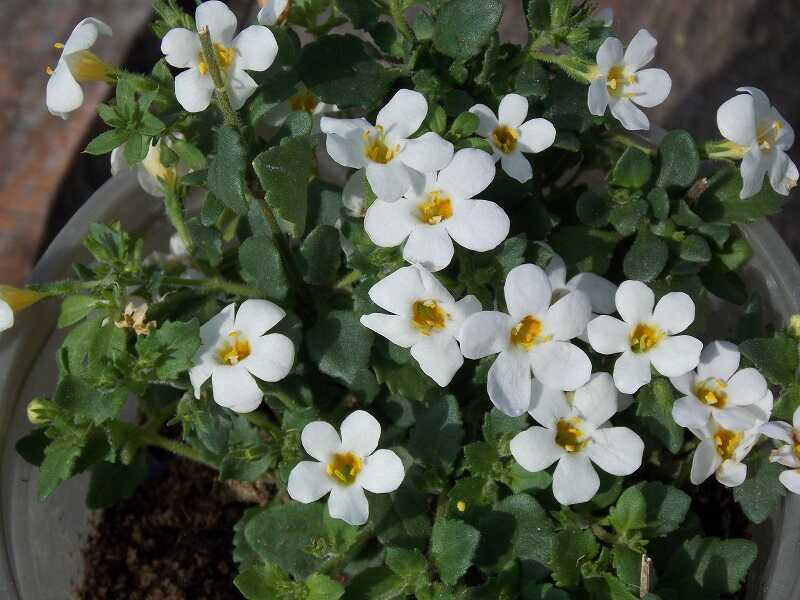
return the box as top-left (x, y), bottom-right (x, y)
top-left (3, 0), bottom-right (800, 598)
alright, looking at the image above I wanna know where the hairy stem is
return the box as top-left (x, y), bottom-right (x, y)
top-left (163, 275), bottom-right (263, 298)
top-left (388, 0), bottom-right (414, 41)
top-left (163, 182), bottom-right (194, 254)
top-left (115, 421), bottom-right (215, 468)
top-left (197, 28), bottom-right (242, 130)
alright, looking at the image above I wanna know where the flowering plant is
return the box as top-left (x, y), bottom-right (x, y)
top-left (15, 0), bottom-right (800, 598)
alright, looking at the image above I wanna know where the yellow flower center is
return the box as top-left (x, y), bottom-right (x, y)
top-left (289, 89), bottom-right (319, 113)
top-left (606, 64), bottom-right (636, 97)
top-left (417, 190), bottom-right (453, 225)
top-left (510, 315), bottom-right (550, 350)
top-left (693, 378), bottom-right (728, 409)
top-left (714, 428), bottom-right (743, 460)
top-left (327, 452), bottom-right (362, 485)
top-left (411, 299), bottom-right (448, 335)
top-left (491, 125), bottom-right (519, 154)
top-left (456, 500), bottom-right (467, 512)
top-left (52, 42), bottom-right (112, 82)
top-left (362, 126), bottom-right (399, 164)
top-left (198, 43), bottom-right (235, 76)
top-left (555, 418), bottom-right (586, 453)
top-left (629, 323), bottom-right (665, 354)
top-left (756, 119), bottom-right (782, 151)
top-left (216, 331), bottom-right (251, 365)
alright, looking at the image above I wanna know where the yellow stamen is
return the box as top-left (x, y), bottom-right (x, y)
top-left (629, 323), bottom-right (665, 354)
top-left (362, 126), bottom-right (399, 164)
top-left (555, 418), bottom-right (586, 453)
top-left (45, 66), bottom-right (55, 76)
top-left (216, 331), bottom-right (251, 365)
top-left (417, 190), bottom-right (453, 225)
top-left (491, 125), bottom-right (519, 154)
top-left (606, 64), bottom-right (637, 97)
top-left (456, 500), bottom-right (466, 512)
top-left (53, 42), bottom-right (64, 49)
top-left (510, 315), bottom-right (550, 350)
top-left (198, 43), bottom-right (235, 76)
top-left (411, 299), bottom-right (448, 335)
top-left (288, 89), bottom-right (319, 113)
top-left (693, 378), bottom-right (728, 408)
top-left (757, 119), bottom-right (782, 151)
top-left (327, 452), bottom-right (362, 485)
top-left (714, 428), bottom-right (743, 460)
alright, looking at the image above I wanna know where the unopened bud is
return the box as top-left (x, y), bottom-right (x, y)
top-left (27, 399), bottom-right (51, 425)
top-left (788, 314), bottom-right (800, 340)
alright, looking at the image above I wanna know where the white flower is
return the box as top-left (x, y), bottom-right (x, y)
top-left (587, 29), bottom-right (671, 131)
top-left (342, 169), bottom-right (369, 218)
top-left (469, 94), bottom-right (556, 183)
top-left (761, 407), bottom-right (800, 494)
top-left (460, 264), bottom-right (592, 416)
top-left (320, 89), bottom-right (454, 202)
top-left (363, 149), bottom-right (509, 271)
top-left (263, 84), bottom-right (337, 134)
top-left (545, 251), bottom-right (617, 315)
top-left (287, 410), bottom-right (405, 526)
top-left (0, 300), bottom-right (13, 333)
top-left (670, 340), bottom-right (769, 432)
top-left (0, 286), bottom-right (46, 333)
top-left (110, 137), bottom-right (187, 197)
top-left (46, 18), bottom-right (113, 119)
top-left (587, 280), bottom-right (702, 394)
top-left (717, 87), bottom-right (798, 199)
top-left (510, 373), bottom-right (644, 505)
top-left (161, 1), bottom-right (278, 113)
top-left (257, 0), bottom-right (290, 26)
top-left (360, 265), bottom-right (480, 386)
top-left (689, 416), bottom-right (760, 487)
top-left (189, 300), bottom-right (294, 413)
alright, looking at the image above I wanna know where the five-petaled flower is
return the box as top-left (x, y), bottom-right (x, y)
top-left (161, 0), bottom-right (278, 113)
top-left (716, 87), bottom-right (798, 199)
top-left (363, 148), bottom-right (510, 271)
top-left (46, 18), bottom-right (113, 120)
top-left (689, 414), bottom-right (764, 487)
top-left (671, 341), bottom-right (769, 432)
top-left (189, 300), bottom-right (294, 413)
top-left (460, 264), bottom-right (592, 416)
top-left (360, 265), bottom-right (481, 386)
top-left (588, 29), bottom-right (672, 131)
top-left (510, 373), bottom-right (644, 505)
top-left (321, 89), bottom-right (454, 202)
top-left (469, 94), bottom-right (556, 183)
top-left (287, 410), bottom-right (405, 526)
top-left (761, 406), bottom-right (800, 494)
top-left (257, 0), bottom-right (291, 26)
top-left (587, 280), bottom-right (702, 394)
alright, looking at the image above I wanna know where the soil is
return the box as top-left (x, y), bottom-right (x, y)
top-left (75, 457), bottom-right (267, 600)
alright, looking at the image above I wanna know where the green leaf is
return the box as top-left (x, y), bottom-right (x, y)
top-left (433, 0), bottom-right (504, 60)
top-left (583, 573), bottom-right (639, 600)
top-left (659, 536), bottom-right (757, 596)
top-left (84, 129), bottom-right (130, 155)
top-left (252, 136), bottom-right (314, 237)
top-left (740, 333), bottom-right (798, 385)
top-left (549, 225), bottom-right (621, 274)
top-left (385, 547), bottom-right (428, 580)
top-left (208, 125), bottom-right (249, 215)
top-left (58, 295), bottom-right (103, 328)
top-left (515, 57), bottom-right (550, 99)
top-left (238, 235), bottom-right (290, 302)
top-left (307, 574), bottom-right (346, 600)
top-left (609, 199), bottom-right (648, 237)
top-left (639, 482), bottom-right (691, 537)
top-left (695, 167), bottom-right (787, 224)
top-left (576, 190), bottom-right (611, 228)
top-left (431, 518), bottom-right (480, 585)
top-left (611, 148), bottom-right (653, 189)
top-left (300, 225), bottom-right (342, 285)
top-left (678, 234), bottom-right (711, 264)
top-left (136, 319), bottom-right (200, 380)
top-left (408, 396), bottom-right (464, 472)
top-left (647, 187), bottom-right (670, 220)
top-left (609, 485), bottom-right (647, 535)
top-left (234, 563), bottom-right (297, 599)
top-left (171, 139), bottom-right (207, 170)
top-left (655, 130), bottom-right (700, 191)
top-left (54, 375), bottom-right (126, 425)
top-left (87, 452), bottom-right (148, 509)
top-left (550, 528), bottom-right (599, 588)
top-left (38, 432), bottom-right (86, 500)
top-left (716, 237), bottom-right (752, 271)
top-left (623, 229), bottom-right (668, 281)
top-left (335, 0), bottom-right (381, 29)
top-left (344, 566), bottom-right (408, 599)
top-left (307, 310), bottom-right (374, 386)
top-left (773, 382), bottom-right (800, 422)
top-left (185, 217), bottom-right (223, 266)
top-left (734, 453), bottom-right (787, 523)
top-left (635, 378), bottom-right (684, 454)
top-left (299, 35), bottom-right (401, 109)
top-left (123, 134), bottom-right (149, 165)
top-left (448, 112), bottom-right (480, 138)
top-left (521, 583), bottom-right (569, 600)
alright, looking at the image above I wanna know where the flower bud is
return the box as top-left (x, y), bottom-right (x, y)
top-left (27, 399), bottom-right (52, 425)
top-left (788, 315), bottom-right (800, 340)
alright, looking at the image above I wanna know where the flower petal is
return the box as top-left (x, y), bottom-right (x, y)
top-left (377, 89), bottom-right (428, 140)
top-left (189, 360), bottom-right (213, 399)
top-left (588, 426), bottom-right (643, 475)
top-left (400, 132), bottom-right (455, 174)
top-left (779, 469), bottom-right (800, 494)
top-left (235, 299), bottom-right (285, 337)
top-left (403, 224), bottom-right (454, 272)
top-left (366, 265), bottom-right (425, 315)
top-left (227, 68), bottom-right (258, 110)
top-left (529, 379), bottom-right (571, 428)
top-left (469, 104), bottom-right (499, 137)
top-left (529, 341), bottom-right (591, 391)
top-left (196, 0), bottom-right (237, 46)
top-left (505, 263), bottom-right (552, 320)
top-left (302, 421), bottom-right (341, 462)
top-left (596, 36), bottom-right (623, 71)
top-left (510, 427), bottom-right (564, 472)
top-left (244, 333), bottom-right (294, 382)
top-left (445, 199), bottom-right (509, 252)
top-left (342, 168), bottom-right (368, 217)
top-left (359, 449), bottom-right (405, 493)
top-left (411, 335), bottom-right (463, 387)
top-left (651, 291), bottom-right (694, 334)
top-left (760, 421), bottom-right (793, 443)
top-left (0, 300), bottom-right (13, 332)
top-left (739, 147), bottom-right (769, 199)
top-left (288, 461), bottom-right (333, 502)
top-left (649, 335), bottom-right (703, 377)
top-left (672, 396), bottom-right (711, 429)
top-left (696, 340), bottom-right (740, 382)
top-left (623, 29), bottom-right (657, 71)
top-left (518, 119), bottom-right (556, 154)
top-left (568, 273), bottom-right (617, 315)
top-left (717, 92), bottom-right (756, 146)
top-left (714, 406), bottom-right (760, 431)
top-left (616, 280), bottom-right (654, 325)
top-left (498, 94), bottom-right (529, 128)
top-left (552, 453), bottom-right (600, 505)
top-left (587, 315), bottom-right (630, 355)
top-left (544, 290), bottom-right (591, 341)
top-left (725, 367), bottom-right (768, 406)
top-left (321, 117), bottom-right (370, 169)
top-left (500, 151), bottom-right (533, 183)
top-left (360, 313), bottom-right (419, 348)
top-left (363, 197), bottom-right (417, 247)
top-left (629, 68), bottom-right (671, 108)
top-left (200, 303), bottom-right (236, 346)
top-left (587, 77), bottom-right (609, 116)
top-left (460, 311), bottom-right (513, 359)
top-left (436, 148), bottom-right (496, 200)
top-left (769, 150), bottom-right (799, 196)
top-left (367, 160), bottom-right (413, 202)
top-left (545, 253), bottom-right (567, 290)
top-left (717, 459), bottom-right (747, 487)
top-left (161, 28), bottom-right (201, 68)
top-left (211, 365), bottom-right (263, 413)
top-left (328, 485), bottom-right (369, 526)
top-left (613, 350), bottom-right (652, 394)
top-left (340, 410), bottom-right (381, 457)
top-left (46, 60), bottom-right (83, 118)
top-left (690, 440), bottom-right (720, 485)
top-left (174, 67), bottom-right (214, 113)
top-left (257, 0), bottom-right (289, 25)
top-left (573, 372), bottom-right (618, 426)
top-left (233, 25), bottom-right (278, 71)
top-left (488, 349), bottom-right (532, 416)
top-left (794, 407), bottom-right (800, 430)
top-left (610, 97), bottom-right (649, 131)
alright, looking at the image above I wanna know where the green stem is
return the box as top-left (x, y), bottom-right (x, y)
top-left (116, 421), bottom-right (215, 468)
top-left (245, 410), bottom-right (282, 439)
top-left (265, 388), bottom-right (301, 412)
top-left (163, 183), bottom-right (194, 254)
top-left (163, 276), bottom-right (262, 298)
top-left (334, 270), bottom-right (362, 289)
top-left (607, 132), bottom-right (656, 156)
top-left (197, 28), bottom-right (242, 130)
top-left (389, 0), bottom-right (414, 41)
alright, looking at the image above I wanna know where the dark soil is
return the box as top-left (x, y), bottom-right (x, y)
top-left (76, 458), bottom-right (252, 600)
